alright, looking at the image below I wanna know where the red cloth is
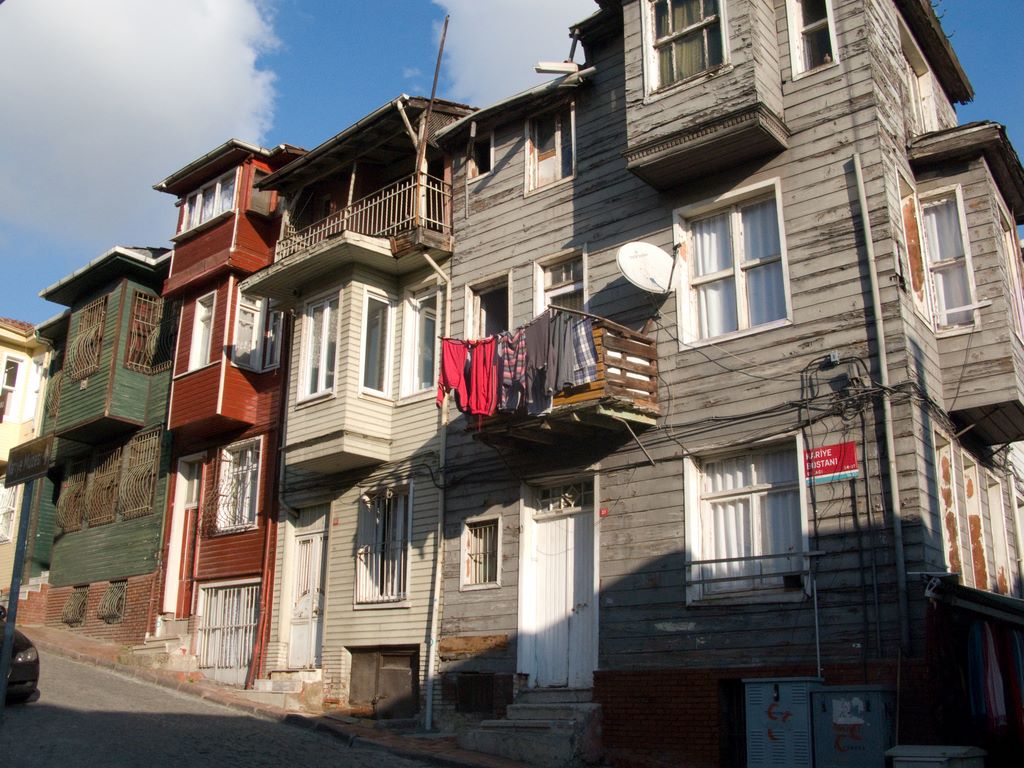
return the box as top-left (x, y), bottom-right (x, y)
top-left (467, 337), bottom-right (498, 416)
top-left (437, 339), bottom-right (469, 410)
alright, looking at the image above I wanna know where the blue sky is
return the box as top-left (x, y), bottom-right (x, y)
top-left (0, 0), bottom-right (1020, 325)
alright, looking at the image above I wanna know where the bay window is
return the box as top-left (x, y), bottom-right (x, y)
top-left (920, 190), bottom-right (977, 329)
top-left (233, 290), bottom-right (282, 371)
top-left (188, 292), bottom-right (216, 371)
top-left (788, 0), bottom-right (838, 75)
top-left (361, 291), bottom-right (393, 396)
top-left (181, 170), bottom-right (237, 233)
top-left (648, 0), bottom-right (725, 90)
top-left (402, 286), bottom-right (439, 396)
top-left (302, 294), bottom-right (338, 398)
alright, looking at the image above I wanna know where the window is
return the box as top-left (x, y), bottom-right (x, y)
top-left (302, 294), bottom-right (338, 398)
top-left (898, 175), bottom-right (932, 322)
top-left (188, 292), bottom-right (216, 370)
top-left (469, 278), bottom-right (509, 339)
top-left (920, 190), bottom-right (977, 329)
top-left (899, 23), bottom-right (937, 136)
top-left (233, 290), bottom-right (282, 371)
top-left (356, 488), bottom-right (410, 604)
top-left (124, 293), bottom-right (167, 373)
top-left (648, 0), bottom-right (725, 90)
top-left (462, 517), bottom-right (501, 589)
top-left (96, 580), bottom-right (127, 624)
top-left (962, 453), bottom-right (986, 589)
top-left (1, 355), bottom-right (22, 422)
top-left (1001, 213), bottom-right (1024, 341)
top-left (68, 296), bottom-right (106, 381)
top-left (935, 433), bottom-right (970, 582)
top-left (180, 170), bottom-right (237, 233)
top-left (361, 292), bottom-right (393, 396)
top-left (402, 286), bottom-right (439, 396)
top-left (0, 480), bottom-right (16, 543)
top-left (787, 0), bottom-right (838, 75)
top-left (539, 254), bottom-right (586, 313)
top-left (685, 442), bottom-right (808, 600)
top-left (249, 170), bottom-right (273, 216)
top-left (213, 438), bottom-right (261, 532)
top-left (119, 428), bottom-right (161, 521)
top-left (676, 187), bottom-right (788, 342)
top-left (468, 134), bottom-right (493, 180)
top-left (527, 104), bottom-right (574, 191)
top-left (986, 473), bottom-right (1011, 594)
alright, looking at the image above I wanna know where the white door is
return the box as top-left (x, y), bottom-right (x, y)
top-left (520, 481), bottom-right (597, 688)
top-left (288, 506), bottom-right (328, 668)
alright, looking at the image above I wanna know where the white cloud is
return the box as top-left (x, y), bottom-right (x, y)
top-left (0, 0), bottom-right (277, 248)
top-left (403, 67), bottom-right (424, 79)
top-left (433, 0), bottom-right (597, 107)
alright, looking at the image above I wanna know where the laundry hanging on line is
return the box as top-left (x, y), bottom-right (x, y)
top-left (436, 308), bottom-right (599, 418)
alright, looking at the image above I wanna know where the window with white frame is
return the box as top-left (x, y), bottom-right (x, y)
top-left (962, 452), bottom-right (985, 589)
top-left (677, 187), bottom-right (788, 342)
top-left (180, 170), bottom-right (237, 233)
top-left (361, 292), bottom-right (393, 396)
top-left (468, 134), bottom-right (493, 180)
top-left (685, 442), bottom-right (807, 600)
top-left (355, 488), bottom-right (410, 604)
top-left (1001, 213), bottom-right (1024, 341)
top-left (935, 432), bottom-right (970, 581)
top-left (787, 0), bottom-right (838, 76)
top-left (647, 0), bottom-right (725, 90)
top-left (986, 473), bottom-right (1011, 594)
top-left (301, 294), bottom-right (339, 398)
top-left (920, 190), bottom-right (977, 329)
top-left (539, 254), bottom-right (586, 313)
top-left (402, 286), bottom-right (439, 396)
top-left (233, 290), bottom-right (282, 371)
top-left (899, 22), bottom-right (937, 136)
top-left (214, 438), bottom-right (260, 532)
top-left (469, 278), bottom-right (509, 339)
top-left (527, 104), bottom-right (574, 191)
top-left (898, 174), bottom-right (932, 322)
top-left (1, 355), bottom-right (22, 422)
top-left (188, 292), bottom-right (216, 371)
top-left (462, 516), bottom-right (501, 589)
top-left (0, 480), bottom-right (15, 543)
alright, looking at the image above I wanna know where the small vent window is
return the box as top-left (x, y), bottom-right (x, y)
top-left (61, 586), bottom-right (89, 627)
top-left (97, 580), bottom-right (127, 624)
top-left (69, 297), bottom-right (107, 381)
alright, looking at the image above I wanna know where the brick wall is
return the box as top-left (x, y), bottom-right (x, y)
top-left (45, 574), bottom-right (156, 645)
top-left (594, 660), bottom-right (934, 768)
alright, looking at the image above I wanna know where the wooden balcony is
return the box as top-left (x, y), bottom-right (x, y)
top-left (244, 172), bottom-right (452, 305)
top-left (475, 318), bottom-right (660, 447)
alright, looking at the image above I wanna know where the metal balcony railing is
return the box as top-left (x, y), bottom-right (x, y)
top-left (277, 172), bottom-right (451, 260)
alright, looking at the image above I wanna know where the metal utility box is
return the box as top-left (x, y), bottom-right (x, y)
top-left (745, 677), bottom-right (823, 768)
top-left (811, 685), bottom-right (894, 768)
top-left (885, 745), bottom-right (987, 768)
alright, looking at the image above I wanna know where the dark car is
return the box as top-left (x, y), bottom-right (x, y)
top-left (0, 605), bottom-right (39, 702)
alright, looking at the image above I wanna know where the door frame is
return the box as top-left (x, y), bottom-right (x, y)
top-left (278, 502), bottom-right (331, 670)
top-left (516, 475), bottom-right (600, 688)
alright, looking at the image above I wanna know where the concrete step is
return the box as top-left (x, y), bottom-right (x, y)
top-left (254, 678), bottom-right (303, 694)
top-left (506, 702), bottom-right (601, 722)
top-left (514, 687), bottom-right (592, 704)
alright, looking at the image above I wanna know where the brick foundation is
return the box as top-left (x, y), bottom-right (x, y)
top-left (593, 660), bottom-right (934, 768)
top-left (45, 574), bottom-right (156, 646)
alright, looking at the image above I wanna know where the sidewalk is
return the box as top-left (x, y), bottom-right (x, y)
top-left (19, 622), bottom-right (528, 768)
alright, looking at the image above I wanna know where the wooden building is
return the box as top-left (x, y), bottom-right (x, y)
top-left (240, 96), bottom-right (473, 715)
top-left (27, 246), bottom-right (175, 645)
top-left (428, 1), bottom-right (1024, 766)
top-left (148, 140), bottom-right (303, 685)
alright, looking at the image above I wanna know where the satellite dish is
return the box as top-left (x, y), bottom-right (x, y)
top-left (616, 242), bottom-right (675, 294)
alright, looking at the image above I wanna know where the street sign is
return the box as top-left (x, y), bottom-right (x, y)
top-left (804, 441), bottom-right (859, 485)
top-left (4, 435), bottom-right (52, 486)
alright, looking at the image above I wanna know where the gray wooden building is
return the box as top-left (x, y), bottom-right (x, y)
top-left (429, 1), bottom-right (1024, 766)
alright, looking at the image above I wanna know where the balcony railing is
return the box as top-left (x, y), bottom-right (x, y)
top-left (277, 172), bottom-right (451, 260)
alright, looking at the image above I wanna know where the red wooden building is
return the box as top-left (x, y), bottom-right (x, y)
top-left (150, 140), bottom-right (303, 685)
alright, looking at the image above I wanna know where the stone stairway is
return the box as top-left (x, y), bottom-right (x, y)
top-left (458, 688), bottom-right (602, 768)
top-left (248, 668), bottom-right (324, 712)
top-left (129, 617), bottom-right (196, 671)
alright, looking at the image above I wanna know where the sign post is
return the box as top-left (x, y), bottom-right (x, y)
top-left (0, 435), bottom-right (52, 720)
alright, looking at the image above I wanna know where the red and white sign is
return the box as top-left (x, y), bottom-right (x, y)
top-left (804, 441), bottom-right (859, 484)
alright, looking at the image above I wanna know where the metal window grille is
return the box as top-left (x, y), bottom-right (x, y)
top-left (0, 481), bottom-right (16, 543)
top-left (61, 586), bottom-right (89, 627)
top-left (124, 293), bottom-right (164, 372)
top-left (213, 441), bottom-right (260, 533)
top-left (119, 428), bottom-right (161, 520)
top-left (356, 490), bottom-right (409, 604)
top-left (56, 459), bottom-right (89, 533)
top-left (466, 520), bottom-right (498, 585)
top-left (85, 446), bottom-right (122, 527)
top-left (45, 368), bottom-right (63, 421)
top-left (69, 297), bottom-right (106, 381)
top-left (96, 580), bottom-right (127, 624)
top-left (197, 584), bottom-right (259, 675)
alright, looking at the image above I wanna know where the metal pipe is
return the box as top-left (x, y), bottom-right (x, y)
top-left (852, 152), bottom-right (911, 653)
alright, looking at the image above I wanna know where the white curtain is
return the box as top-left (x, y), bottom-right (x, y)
top-left (923, 198), bottom-right (972, 325)
top-left (694, 213), bottom-right (737, 338)
top-left (742, 199), bottom-right (786, 326)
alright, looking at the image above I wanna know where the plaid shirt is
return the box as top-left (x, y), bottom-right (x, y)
top-left (571, 317), bottom-right (597, 385)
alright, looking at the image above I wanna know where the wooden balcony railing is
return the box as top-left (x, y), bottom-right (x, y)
top-left (277, 172), bottom-right (451, 260)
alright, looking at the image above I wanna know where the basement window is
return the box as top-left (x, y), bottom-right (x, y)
top-left (61, 586), bottom-right (89, 627)
top-left (97, 580), bottom-right (127, 624)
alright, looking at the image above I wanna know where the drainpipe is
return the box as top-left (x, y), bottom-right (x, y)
top-left (852, 153), bottom-right (911, 653)
top-left (422, 252), bottom-right (450, 730)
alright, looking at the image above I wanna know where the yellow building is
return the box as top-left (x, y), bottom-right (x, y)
top-left (0, 317), bottom-right (49, 595)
